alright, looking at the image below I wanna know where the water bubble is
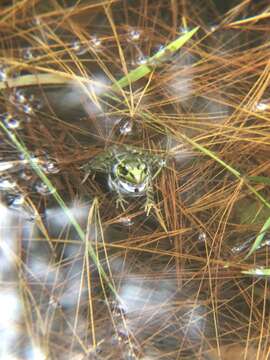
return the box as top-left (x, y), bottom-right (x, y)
top-left (9, 89), bottom-right (26, 105)
top-left (159, 159), bottom-right (166, 168)
top-left (35, 180), bottom-right (54, 196)
top-left (7, 193), bottom-right (25, 207)
top-left (22, 103), bottom-right (33, 115)
top-left (71, 40), bottom-right (88, 56)
top-left (0, 178), bottom-right (17, 190)
top-left (22, 48), bottom-right (34, 60)
top-left (1, 113), bottom-right (20, 129)
top-left (91, 35), bottom-right (102, 48)
top-left (134, 54), bottom-right (148, 66)
top-left (40, 160), bottom-right (60, 174)
top-left (198, 232), bottom-right (207, 242)
top-left (128, 28), bottom-right (141, 42)
top-left (210, 25), bottom-right (218, 32)
top-left (119, 119), bottom-right (133, 135)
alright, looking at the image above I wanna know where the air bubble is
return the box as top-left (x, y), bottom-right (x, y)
top-left (135, 54), bottom-right (148, 65)
top-left (22, 48), bottom-right (34, 60)
top-left (1, 113), bottom-right (20, 129)
top-left (127, 28), bottom-right (141, 42)
top-left (35, 180), bottom-right (55, 196)
top-left (91, 35), bottom-right (102, 48)
top-left (119, 119), bottom-right (133, 135)
top-left (71, 40), bottom-right (88, 56)
top-left (7, 193), bottom-right (25, 207)
top-left (10, 89), bottom-right (26, 105)
top-left (41, 160), bottom-right (60, 174)
top-left (22, 104), bottom-right (33, 115)
top-left (198, 232), bottom-right (207, 242)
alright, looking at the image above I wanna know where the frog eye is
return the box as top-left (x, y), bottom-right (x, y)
top-left (119, 165), bottom-right (128, 175)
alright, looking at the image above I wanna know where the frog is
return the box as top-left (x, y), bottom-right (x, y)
top-left (81, 145), bottom-right (166, 215)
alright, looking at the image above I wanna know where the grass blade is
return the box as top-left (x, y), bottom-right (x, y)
top-left (242, 267), bottom-right (270, 276)
top-left (111, 27), bottom-right (199, 91)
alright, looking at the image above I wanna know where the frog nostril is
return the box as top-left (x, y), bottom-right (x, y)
top-left (134, 188), bottom-right (139, 193)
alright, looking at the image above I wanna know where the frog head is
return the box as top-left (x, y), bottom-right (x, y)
top-left (115, 158), bottom-right (149, 186)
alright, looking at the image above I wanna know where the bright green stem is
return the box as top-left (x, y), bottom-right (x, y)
top-left (111, 27), bottom-right (199, 91)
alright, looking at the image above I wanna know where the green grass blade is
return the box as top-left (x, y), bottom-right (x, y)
top-left (244, 217), bottom-right (270, 259)
top-left (247, 175), bottom-right (270, 186)
top-left (111, 27), bottom-right (199, 92)
top-left (242, 267), bottom-right (270, 276)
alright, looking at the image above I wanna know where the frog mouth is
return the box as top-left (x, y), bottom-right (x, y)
top-left (108, 174), bottom-right (147, 196)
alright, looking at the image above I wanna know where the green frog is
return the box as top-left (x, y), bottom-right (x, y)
top-left (82, 145), bottom-right (166, 214)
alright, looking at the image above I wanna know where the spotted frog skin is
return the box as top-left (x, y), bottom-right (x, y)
top-left (82, 146), bottom-right (166, 214)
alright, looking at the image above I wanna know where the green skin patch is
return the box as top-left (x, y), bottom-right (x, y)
top-left (115, 161), bottom-right (148, 185)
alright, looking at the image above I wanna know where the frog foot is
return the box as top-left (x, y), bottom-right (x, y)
top-left (115, 196), bottom-right (129, 211)
top-left (143, 197), bottom-right (155, 216)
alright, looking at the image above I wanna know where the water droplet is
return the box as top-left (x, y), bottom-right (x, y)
top-left (91, 35), bottom-right (102, 48)
top-left (35, 181), bottom-right (54, 196)
top-left (128, 28), bottom-right (141, 42)
top-left (135, 54), bottom-right (148, 65)
top-left (10, 89), bottom-right (26, 105)
top-left (119, 119), bottom-right (133, 135)
top-left (198, 232), bottom-right (207, 242)
top-left (41, 160), bottom-right (60, 174)
top-left (7, 193), bottom-right (25, 207)
top-left (23, 48), bottom-right (33, 60)
top-left (71, 40), bottom-right (88, 55)
top-left (0, 178), bottom-right (17, 190)
top-left (1, 113), bottom-right (20, 129)
top-left (210, 25), bottom-right (218, 32)
top-left (22, 103), bottom-right (33, 115)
